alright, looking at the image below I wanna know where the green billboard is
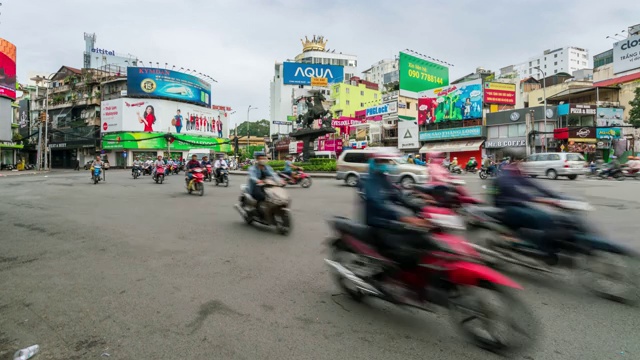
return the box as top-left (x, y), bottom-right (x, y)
top-left (399, 52), bottom-right (449, 98)
top-left (101, 132), bottom-right (231, 152)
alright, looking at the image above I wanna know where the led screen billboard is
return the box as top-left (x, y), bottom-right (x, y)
top-left (126, 67), bottom-right (211, 107)
top-left (0, 38), bottom-right (17, 100)
top-left (418, 80), bottom-right (483, 123)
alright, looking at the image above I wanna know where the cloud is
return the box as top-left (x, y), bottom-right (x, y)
top-left (1, 0), bottom-right (635, 122)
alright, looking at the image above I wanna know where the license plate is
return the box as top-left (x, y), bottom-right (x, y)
top-left (572, 164), bottom-right (582, 168)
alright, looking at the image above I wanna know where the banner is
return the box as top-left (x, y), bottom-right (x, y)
top-left (399, 51), bottom-right (449, 98)
top-left (483, 82), bottom-right (516, 105)
top-left (597, 107), bottom-right (624, 126)
top-left (417, 80), bottom-right (482, 123)
top-left (101, 132), bottom-right (231, 152)
top-left (613, 34), bottom-right (640, 74)
top-left (101, 98), bottom-right (228, 137)
top-left (0, 38), bottom-right (17, 100)
top-left (398, 116), bottom-right (419, 149)
top-left (419, 126), bottom-right (483, 141)
top-left (282, 62), bottom-right (344, 85)
top-left (126, 67), bottom-right (211, 107)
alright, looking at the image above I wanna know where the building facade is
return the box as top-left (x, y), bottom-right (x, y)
top-left (362, 58), bottom-right (398, 92)
top-left (330, 78), bottom-right (380, 118)
top-left (511, 46), bottom-right (590, 80)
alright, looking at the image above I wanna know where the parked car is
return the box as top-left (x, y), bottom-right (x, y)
top-left (520, 152), bottom-right (587, 180)
top-left (83, 160), bottom-right (110, 170)
top-left (336, 148), bottom-right (428, 187)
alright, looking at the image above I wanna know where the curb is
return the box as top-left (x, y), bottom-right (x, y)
top-left (0, 171), bottom-right (48, 177)
top-left (229, 171), bottom-right (336, 179)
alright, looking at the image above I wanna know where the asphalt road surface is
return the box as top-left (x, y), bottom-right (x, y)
top-left (1, 170), bottom-right (639, 360)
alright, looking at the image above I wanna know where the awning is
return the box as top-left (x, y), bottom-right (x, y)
top-left (0, 144), bottom-right (24, 149)
top-left (419, 139), bottom-right (484, 153)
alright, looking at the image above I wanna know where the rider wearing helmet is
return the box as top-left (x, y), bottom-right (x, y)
top-left (185, 154), bottom-right (202, 184)
top-left (152, 155), bottom-right (164, 177)
top-left (426, 152), bottom-right (451, 184)
top-left (247, 152), bottom-right (282, 215)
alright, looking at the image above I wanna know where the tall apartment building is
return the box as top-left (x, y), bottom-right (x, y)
top-left (512, 46), bottom-right (590, 80)
top-left (362, 58), bottom-right (398, 92)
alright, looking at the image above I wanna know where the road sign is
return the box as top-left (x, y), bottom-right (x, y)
top-left (273, 121), bottom-right (292, 125)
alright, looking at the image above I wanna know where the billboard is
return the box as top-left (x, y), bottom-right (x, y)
top-left (0, 38), bottom-right (17, 100)
top-left (0, 98), bottom-right (11, 141)
top-left (282, 62), bottom-right (344, 85)
top-left (18, 99), bottom-right (30, 137)
top-left (101, 98), bottom-right (228, 138)
top-left (597, 107), bottom-right (624, 126)
top-left (126, 67), bottom-right (211, 107)
top-left (101, 132), bottom-right (231, 152)
top-left (613, 34), bottom-right (640, 74)
top-left (398, 116), bottom-right (419, 150)
top-left (484, 82), bottom-right (516, 105)
top-left (365, 102), bottom-right (397, 117)
top-left (417, 80), bottom-right (483, 123)
top-left (399, 51), bottom-right (449, 98)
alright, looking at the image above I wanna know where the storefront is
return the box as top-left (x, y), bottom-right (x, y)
top-left (274, 138), bottom-right (291, 160)
top-left (567, 127), bottom-right (597, 157)
top-left (485, 106), bottom-right (556, 159)
top-left (101, 132), bottom-right (231, 167)
top-left (0, 142), bottom-right (24, 168)
top-left (49, 140), bottom-right (98, 169)
top-left (595, 127), bottom-right (621, 161)
top-left (418, 125), bottom-right (485, 166)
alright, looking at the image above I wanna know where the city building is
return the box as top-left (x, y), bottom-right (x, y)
top-left (330, 77), bottom-right (380, 118)
top-left (510, 46), bottom-right (590, 80)
top-left (269, 36), bottom-right (357, 135)
top-left (0, 38), bottom-right (19, 168)
top-left (362, 57), bottom-right (398, 92)
top-left (83, 32), bottom-right (138, 73)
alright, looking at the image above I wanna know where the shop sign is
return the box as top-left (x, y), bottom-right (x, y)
top-left (569, 104), bottom-right (597, 115)
top-left (484, 137), bottom-right (526, 149)
top-left (419, 125), bottom-right (482, 141)
top-left (567, 127), bottom-right (596, 139)
top-left (596, 127), bottom-right (621, 140)
top-left (596, 140), bottom-right (611, 149)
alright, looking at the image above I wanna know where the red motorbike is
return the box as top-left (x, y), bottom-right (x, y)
top-left (278, 169), bottom-right (312, 188)
top-left (325, 204), bottom-right (537, 352)
top-left (153, 166), bottom-right (165, 184)
top-left (186, 168), bottom-right (205, 196)
top-left (205, 164), bottom-right (213, 182)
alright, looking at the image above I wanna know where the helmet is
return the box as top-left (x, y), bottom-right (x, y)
top-left (254, 151), bottom-right (266, 159)
top-left (628, 156), bottom-right (635, 160)
top-left (368, 151), bottom-right (397, 175)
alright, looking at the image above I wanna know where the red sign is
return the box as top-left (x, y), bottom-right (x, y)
top-left (211, 105), bottom-right (232, 111)
top-left (483, 82), bottom-right (516, 105)
top-left (102, 122), bottom-right (108, 131)
top-left (0, 39), bottom-right (17, 100)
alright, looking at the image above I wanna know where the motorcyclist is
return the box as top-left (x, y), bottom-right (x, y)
top-left (498, 157), bottom-right (510, 171)
top-left (281, 155), bottom-right (301, 182)
top-left (214, 154), bottom-right (228, 179)
top-left (493, 159), bottom-right (562, 265)
top-left (465, 157), bottom-right (477, 172)
top-left (442, 157), bottom-right (451, 170)
top-left (601, 156), bottom-right (621, 177)
top-left (185, 154), bottom-right (202, 184)
top-left (152, 155), bottom-right (165, 178)
top-left (91, 156), bottom-right (103, 179)
top-left (450, 157), bottom-right (458, 170)
top-left (407, 154), bottom-right (415, 164)
top-left (132, 157), bottom-right (143, 175)
top-left (247, 152), bottom-right (282, 216)
top-left (413, 155), bottom-right (425, 166)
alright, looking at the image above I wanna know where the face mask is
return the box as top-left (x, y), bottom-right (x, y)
top-left (258, 160), bottom-right (267, 166)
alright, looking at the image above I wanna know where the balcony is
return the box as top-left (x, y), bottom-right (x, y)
top-left (48, 97), bottom-right (101, 110)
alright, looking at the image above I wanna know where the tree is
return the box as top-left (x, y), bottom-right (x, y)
top-left (629, 87), bottom-right (640, 128)
top-left (230, 119), bottom-right (270, 137)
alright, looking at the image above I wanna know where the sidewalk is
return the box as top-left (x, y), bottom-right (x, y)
top-left (0, 170), bottom-right (48, 177)
top-left (229, 170), bottom-right (336, 179)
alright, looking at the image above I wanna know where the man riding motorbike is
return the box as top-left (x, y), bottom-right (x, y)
top-left (185, 154), bottom-right (202, 184)
top-left (493, 159), bottom-right (562, 265)
top-left (214, 154), bottom-right (228, 180)
top-left (132, 157), bottom-right (143, 176)
top-left (247, 152), bottom-right (283, 217)
top-left (465, 157), bottom-right (478, 172)
top-left (91, 156), bottom-right (103, 179)
top-left (281, 155), bottom-right (301, 182)
top-left (152, 155), bottom-right (165, 178)
top-left (601, 156), bottom-right (621, 178)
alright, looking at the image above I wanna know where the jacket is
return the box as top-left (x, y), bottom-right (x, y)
top-left (247, 164), bottom-right (280, 193)
top-left (364, 170), bottom-right (418, 228)
top-left (494, 164), bottom-right (557, 207)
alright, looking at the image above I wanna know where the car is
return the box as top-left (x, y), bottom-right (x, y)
top-left (520, 152), bottom-right (587, 180)
top-left (83, 160), bottom-right (110, 170)
top-left (336, 148), bottom-right (428, 188)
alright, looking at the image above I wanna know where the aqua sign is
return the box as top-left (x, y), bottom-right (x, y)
top-left (419, 126), bottom-right (483, 141)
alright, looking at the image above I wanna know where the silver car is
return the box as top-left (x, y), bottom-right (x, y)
top-left (520, 152), bottom-right (587, 180)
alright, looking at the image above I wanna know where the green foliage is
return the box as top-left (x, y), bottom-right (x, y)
top-left (242, 159), bottom-right (337, 172)
top-left (629, 87), bottom-right (640, 129)
top-left (231, 119), bottom-right (270, 137)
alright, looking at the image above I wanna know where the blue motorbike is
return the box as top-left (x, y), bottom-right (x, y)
top-left (92, 167), bottom-right (102, 184)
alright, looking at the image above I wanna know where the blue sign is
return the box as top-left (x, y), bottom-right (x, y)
top-left (127, 67), bottom-right (211, 107)
top-left (282, 62), bottom-right (344, 85)
top-left (365, 102), bottom-right (397, 117)
top-left (419, 126), bottom-right (483, 141)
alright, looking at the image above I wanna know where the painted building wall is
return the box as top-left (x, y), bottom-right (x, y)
top-left (527, 81), bottom-right (593, 107)
top-left (330, 82), bottom-right (380, 118)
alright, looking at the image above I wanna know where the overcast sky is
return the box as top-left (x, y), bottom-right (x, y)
top-left (1, 0), bottom-right (637, 123)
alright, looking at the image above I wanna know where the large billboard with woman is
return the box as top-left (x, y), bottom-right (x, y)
top-left (101, 98), bottom-right (228, 138)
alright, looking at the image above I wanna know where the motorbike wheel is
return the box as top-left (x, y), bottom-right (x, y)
top-left (223, 176), bottom-right (229, 187)
top-left (614, 172), bottom-right (624, 181)
top-left (479, 171), bottom-right (488, 180)
top-left (159, 176), bottom-right (164, 184)
top-left (300, 177), bottom-right (312, 188)
top-left (275, 210), bottom-right (291, 235)
top-left (329, 245), bottom-right (366, 302)
top-left (94, 176), bottom-right (98, 185)
top-left (448, 283), bottom-right (538, 354)
top-left (197, 183), bottom-right (204, 196)
top-left (580, 251), bottom-right (638, 304)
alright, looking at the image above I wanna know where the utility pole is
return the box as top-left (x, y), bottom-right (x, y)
top-left (247, 105), bottom-right (257, 155)
top-left (44, 85), bottom-right (50, 170)
top-left (534, 67), bottom-right (547, 152)
top-left (34, 86), bottom-right (42, 171)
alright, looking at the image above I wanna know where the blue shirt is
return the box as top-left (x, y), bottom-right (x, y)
top-left (247, 164), bottom-right (280, 193)
top-left (494, 165), bottom-right (557, 207)
top-left (284, 160), bottom-right (292, 172)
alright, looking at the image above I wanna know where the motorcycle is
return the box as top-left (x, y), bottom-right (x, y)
top-left (153, 166), bottom-right (165, 184)
top-left (234, 179), bottom-right (291, 235)
top-left (597, 167), bottom-right (624, 181)
top-left (622, 167), bottom-right (640, 180)
top-left (186, 168), bottom-right (205, 196)
top-left (464, 164), bottom-right (478, 174)
top-left (143, 165), bottom-right (153, 176)
top-left (465, 198), bottom-right (638, 304)
top-left (132, 166), bottom-right (142, 179)
top-left (478, 166), bottom-right (498, 180)
top-left (278, 169), bottom-right (312, 188)
top-left (91, 167), bottom-right (102, 184)
top-left (448, 164), bottom-right (462, 174)
top-left (172, 163), bottom-right (180, 175)
top-left (215, 167), bottom-right (229, 187)
top-left (205, 164), bottom-right (213, 182)
top-left (325, 206), bottom-right (537, 352)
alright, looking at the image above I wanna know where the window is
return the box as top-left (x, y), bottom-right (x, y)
top-left (544, 65), bottom-right (547, 69)
top-left (508, 124), bottom-right (520, 137)
top-left (544, 57), bottom-right (547, 60)
top-left (582, 61), bottom-right (587, 66)
top-left (526, 155), bottom-right (539, 162)
top-left (407, 102), bottom-right (411, 110)
top-left (538, 154), bottom-right (551, 161)
top-left (335, 87), bottom-right (339, 94)
top-left (346, 88), bottom-right (350, 94)
top-left (343, 152), bottom-right (368, 163)
top-left (554, 54), bottom-right (558, 58)
top-left (360, 103), bottom-right (364, 107)
top-left (554, 70), bottom-right (558, 74)
top-left (554, 61), bottom-right (558, 66)
top-left (346, 100), bottom-right (350, 105)
top-left (549, 154), bottom-right (561, 161)
top-left (529, 61), bottom-right (532, 66)
top-left (360, 91), bottom-right (364, 96)
top-left (498, 125), bottom-right (509, 138)
top-left (537, 59), bottom-right (540, 65)
top-left (566, 153), bottom-right (585, 162)
top-left (488, 126), bottom-right (499, 138)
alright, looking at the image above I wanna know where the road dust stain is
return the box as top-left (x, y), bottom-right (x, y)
top-left (186, 300), bottom-right (244, 335)
top-left (0, 331), bottom-right (17, 359)
top-left (261, 304), bottom-right (275, 312)
top-left (13, 222), bottom-right (49, 234)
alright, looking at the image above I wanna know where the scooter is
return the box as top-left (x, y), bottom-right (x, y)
top-left (278, 169), bottom-right (312, 188)
top-left (465, 199), bottom-right (638, 304)
top-left (143, 165), bottom-right (153, 176)
top-left (132, 166), bottom-right (142, 179)
top-left (153, 166), bottom-right (165, 184)
top-left (205, 165), bottom-right (213, 182)
top-left (186, 168), bottom-right (205, 196)
top-left (622, 167), bottom-right (640, 180)
top-left (91, 167), bottom-right (102, 184)
top-left (172, 163), bottom-right (180, 175)
top-left (464, 164), bottom-right (478, 174)
top-left (235, 179), bottom-right (291, 235)
top-left (325, 206), bottom-right (537, 353)
top-left (448, 164), bottom-right (462, 174)
top-left (597, 167), bottom-right (624, 181)
top-left (214, 167), bottom-right (229, 187)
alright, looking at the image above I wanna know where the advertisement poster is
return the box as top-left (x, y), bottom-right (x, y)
top-left (18, 98), bottom-right (30, 137)
top-left (613, 34), bottom-right (640, 74)
top-left (101, 132), bottom-right (231, 152)
top-left (101, 98), bottom-right (228, 137)
top-left (0, 38), bottom-right (17, 100)
top-left (397, 116), bottom-right (419, 150)
top-left (417, 80), bottom-right (482, 123)
top-left (126, 67), bottom-right (211, 107)
top-left (282, 62), bottom-right (344, 85)
top-left (596, 107), bottom-right (624, 126)
top-left (398, 51), bottom-right (449, 98)
top-left (484, 82), bottom-right (516, 105)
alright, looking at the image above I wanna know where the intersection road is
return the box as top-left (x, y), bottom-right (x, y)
top-left (0, 170), bottom-right (639, 359)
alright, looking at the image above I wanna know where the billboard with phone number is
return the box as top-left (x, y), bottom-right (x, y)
top-left (0, 38), bottom-right (17, 100)
top-left (127, 67), bottom-right (211, 107)
top-left (399, 51), bottom-right (449, 98)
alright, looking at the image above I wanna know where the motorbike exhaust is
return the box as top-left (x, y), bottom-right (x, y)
top-left (468, 243), bottom-right (553, 273)
top-left (234, 204), bottom-right (248, 218)
top-left (324, 259), bottom-right (382, 296)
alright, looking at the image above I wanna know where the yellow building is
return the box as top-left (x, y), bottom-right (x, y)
top-left (330, 80), bottom-right (381, 118)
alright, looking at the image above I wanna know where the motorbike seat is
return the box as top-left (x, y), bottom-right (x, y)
top-left (481, 206), bottom-right (504, 220)
top-left (331, 217), bottom-right (371, 241)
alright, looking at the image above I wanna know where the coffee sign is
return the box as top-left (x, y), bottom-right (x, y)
top-left (484, 137), bottom-right (526, 149)
top-left (569, 104), bottom-right (597, 115)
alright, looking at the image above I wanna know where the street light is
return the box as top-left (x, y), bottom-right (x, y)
top-left (247, 106), bottom-right (258, 151)
top-left (534, 66), bottom-right (547, 152)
